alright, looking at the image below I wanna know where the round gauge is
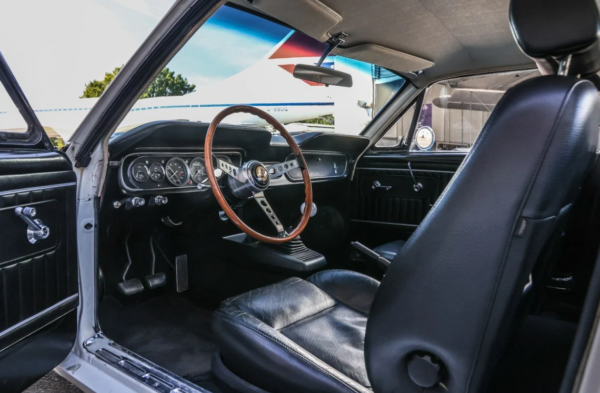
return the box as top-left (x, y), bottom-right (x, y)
top-left (165, 157), bottom-right (190, 186)
top-left (189, 158), bottom-right (207, 183)
top-left (149, 163), bottom-right (165, 182)
top-left (131, 163), bottom-right (149, 183)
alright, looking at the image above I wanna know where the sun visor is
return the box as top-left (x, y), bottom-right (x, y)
top-left (336, 44), bottom-right (434, 73)
top-left (247, 0), bottom-right (341, 42)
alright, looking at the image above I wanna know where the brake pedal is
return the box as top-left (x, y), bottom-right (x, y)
top-left (145, 237), bottom-right (166, 289)
top-left (175, 254), bottom-right (188, 293)
top-left (119, 229), bottom-right (144, 296)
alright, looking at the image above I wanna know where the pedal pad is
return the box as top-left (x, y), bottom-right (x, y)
top-left (145, 272), bottom-right (167, 289)
top-left (175, 255), bottom-right (189, 293)
top-left (118, 278), bottom-right (144, 296)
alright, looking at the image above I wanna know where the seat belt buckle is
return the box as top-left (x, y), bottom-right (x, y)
top-left (547, 274), bottom-right (574, 292)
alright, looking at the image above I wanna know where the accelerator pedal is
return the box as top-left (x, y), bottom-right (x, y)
top-left (175, 254), bottom-right (189, 293)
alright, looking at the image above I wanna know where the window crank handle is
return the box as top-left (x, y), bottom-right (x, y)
top-left (15, 206), bottom-right (50, 244)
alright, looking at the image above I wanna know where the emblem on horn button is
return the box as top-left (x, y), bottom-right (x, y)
top-left (254, 164), bottom-right (269, 184)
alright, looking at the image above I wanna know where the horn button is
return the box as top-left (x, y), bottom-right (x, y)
top-left (228, 160), bottom-right (270, 199)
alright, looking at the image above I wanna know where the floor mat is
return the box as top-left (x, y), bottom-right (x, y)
top-left (490, 315), bottom-right (577, 393)
top-left (98, 295), bottom-right (220, 391)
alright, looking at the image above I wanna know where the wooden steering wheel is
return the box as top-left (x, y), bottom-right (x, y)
top-left (204, 105), bottom-right (312, 244)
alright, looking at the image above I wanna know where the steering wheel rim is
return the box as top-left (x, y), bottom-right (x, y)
top-left (204, 105), bottom-right (312, 244)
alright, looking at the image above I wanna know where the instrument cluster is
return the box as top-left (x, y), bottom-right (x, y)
top-left (120, 152), bottom-right (241, 193)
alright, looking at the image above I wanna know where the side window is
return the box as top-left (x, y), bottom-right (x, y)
top-left (0, 85), bottom-right (27, 133)
top-left (375, 103), bottom-right (415, 148)
top-left (410, 70), bottom-right (538, 152)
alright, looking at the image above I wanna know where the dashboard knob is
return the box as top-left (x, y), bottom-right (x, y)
top-left (300, 202), bottom-right (317, 218)
top-left (131, 197), bottom-right (145, 208)
top-left (154, 195), bottom-right (168, 206)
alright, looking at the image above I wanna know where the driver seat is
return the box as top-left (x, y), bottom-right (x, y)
top-left (212, 0), bottom-right (600, 391)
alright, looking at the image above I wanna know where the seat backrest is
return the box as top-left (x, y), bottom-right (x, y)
top-left (365, 1), bottom-right (600, 392)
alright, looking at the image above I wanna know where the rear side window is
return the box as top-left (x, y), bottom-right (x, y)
top-left (410, 70), bottom-right (538, 152)
top-left (0, 85), bottom-right (27, 132)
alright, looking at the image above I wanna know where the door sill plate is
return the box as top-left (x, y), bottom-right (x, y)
top-left (84, 334), bottom-right (210, 393)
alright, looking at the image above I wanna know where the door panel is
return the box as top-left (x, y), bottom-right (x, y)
top-left (0, 152), bottom-right (78, 392)
top-left (351, 153), bottom-right (465, 247)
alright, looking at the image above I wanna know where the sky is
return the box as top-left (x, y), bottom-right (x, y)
top-left (0, 1), bottom-right (291, 110)
top-left (0, 0), bottom-right (176, 108)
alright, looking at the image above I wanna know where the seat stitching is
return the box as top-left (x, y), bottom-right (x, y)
top-left (215, 311), bottom-right (370, 393)
top-left (277, 302), bottom-right (338, 331)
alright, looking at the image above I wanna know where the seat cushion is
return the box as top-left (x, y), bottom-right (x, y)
top-left (213, 270), bottom-right (379, 393)
top-left (373, 240), bottom-right (405, 261)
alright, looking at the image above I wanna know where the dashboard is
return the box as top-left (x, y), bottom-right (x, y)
top-left (102, 121), bottom-right (370, 223)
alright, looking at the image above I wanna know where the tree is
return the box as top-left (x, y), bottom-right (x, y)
top-left (299, 115), bottom-right (335, 125)
top-left (81, 67), bottom-right (195, 98)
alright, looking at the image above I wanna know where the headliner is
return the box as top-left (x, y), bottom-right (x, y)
top-left (233, 0), bottom-right (535, 87)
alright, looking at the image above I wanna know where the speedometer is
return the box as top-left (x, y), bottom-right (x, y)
top-left (165, 157), bottom-right (190, 186)
top-left (189, 158), bottom-right (207, 183)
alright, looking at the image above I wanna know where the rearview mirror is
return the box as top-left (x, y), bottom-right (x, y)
top-left (293, 64), bottom-right (353, 87)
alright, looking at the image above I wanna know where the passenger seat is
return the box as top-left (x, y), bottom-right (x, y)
top-left (373, 240), bottom-right (405, 261)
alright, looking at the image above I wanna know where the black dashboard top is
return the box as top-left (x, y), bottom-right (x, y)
top-left (109, 120), bottom-right (369, 161)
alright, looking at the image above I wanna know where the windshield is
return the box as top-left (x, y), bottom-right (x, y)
top-left (113, 5), bottom-right (405, 137)
top-left (0, 3), bottom-right (404, 142)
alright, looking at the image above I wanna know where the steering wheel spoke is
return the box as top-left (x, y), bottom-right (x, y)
top-left (267, 159), bottom-right (300, 178)
top-left (216, 157), bottom-right (245, 182)
top-left (254, 192), bottom-right (285, 236)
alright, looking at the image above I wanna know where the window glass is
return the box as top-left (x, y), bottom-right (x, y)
top-left (410, 70), bottom-right (539, 152)
top-left (113, 5), bottom-right (405, 138)
top-left (0, 86), bottom-right (27, 132)
top-left (0, 0), bottom-right (176, 143)
top-left (375, 103), bottom-right (415, 147)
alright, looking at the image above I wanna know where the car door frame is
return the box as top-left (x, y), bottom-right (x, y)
top-left (0, 51), bottom-right (79, 392)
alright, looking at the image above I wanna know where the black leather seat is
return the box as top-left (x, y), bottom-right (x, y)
top-left (213, 0), bottom-right (600, 391)
top-left (373, 239), bottom-right (405, 261)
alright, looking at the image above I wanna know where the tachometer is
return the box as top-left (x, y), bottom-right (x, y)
top-left (165, 157), bottom-right (190, 186)
top-left (131, 163), bottom-right (149, 183)
top-left (189, 158), bottom-right (207, 183)
top-left (149, 163), bottom-right (165, 182)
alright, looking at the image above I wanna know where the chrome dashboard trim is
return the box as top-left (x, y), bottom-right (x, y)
top-left (119, 151), bottom-right (242, 194)
top-left (284, 150), bottom-right (349, 182)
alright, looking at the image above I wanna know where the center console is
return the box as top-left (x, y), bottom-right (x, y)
top-left (224, 233), bottom-right (326, 272)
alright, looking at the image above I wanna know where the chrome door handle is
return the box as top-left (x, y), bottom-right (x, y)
top-left (372, 181), bottom-right (392, 191)
top-left (15, 206), bottom-right (50, 244)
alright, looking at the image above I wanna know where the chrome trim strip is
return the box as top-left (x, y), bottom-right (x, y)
top-left (352, 219), bottom-right (418, 228)
top-left (356, 168), bottom-right (456, 174)
top-left (0, 293), bottom-right (79, 352)
top-left (0, 182), bottom-right (77, 197)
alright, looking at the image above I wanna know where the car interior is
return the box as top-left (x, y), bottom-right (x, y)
top-left (79, 0), bottom-right (600, 392)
